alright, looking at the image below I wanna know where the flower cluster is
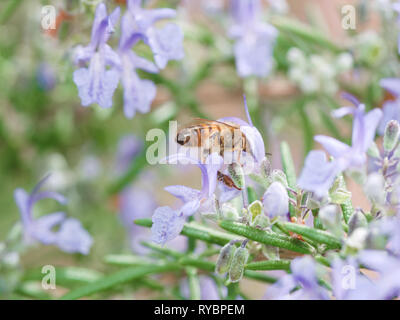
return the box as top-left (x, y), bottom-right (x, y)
top-left (73, 1), bottom-right (184, 118)
top-left (287, 48), bottom-right (353, 94)
top-left (151, 97), bottom-right (287, 245)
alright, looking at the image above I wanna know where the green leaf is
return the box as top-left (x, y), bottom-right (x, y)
top-left (219, 221), bottom-right (314, 254)
top-left (186, 267), bottom-right (201, 300)
top-left (135, 218), bottom-right (242, 246)
top-left (23, 267), bottom-right (103, 286)
top-left (242, 270), bottom-right (277, 283)
top-left (246, 260), bottom-right (291, 271)
top-left (283, 222), bottom-right (342, 249)
top-left (60, 264), bottom-right (179, 300)
top-left (179, 257), bottom-right (215, 272)
top-left (270, 17), bottom-right (342, 53)
top-left (338, 175), bottom-right (354, 223)
top-left (280, 141), bottom-right (297, 216)
top-left (103, 254), bottom-right (154, 266)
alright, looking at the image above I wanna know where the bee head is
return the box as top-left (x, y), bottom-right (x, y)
top-left (176, 130), bottom-right (191, 146)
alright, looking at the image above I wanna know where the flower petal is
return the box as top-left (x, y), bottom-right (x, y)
top-left (314, 135), bottom-right (351, 158)
top-left (55, 218), bottom-right (93, 255)
top-left (297, 151), bottom-right (339, 198)
top-left (151, 206), bottom-right (185, 245)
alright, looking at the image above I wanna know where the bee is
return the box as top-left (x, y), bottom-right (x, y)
top-left (176, 118), bottom-right (251, 162)
top-left (176, 118), bottom-right (251, 190)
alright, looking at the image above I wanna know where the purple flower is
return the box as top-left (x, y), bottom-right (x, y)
top-left (120, 185), bottom-right (157, 253)
top-left (118, 12), bottom-right (159, 118)
top-left (151, 153), bottom-right (223, 245)
top-left (229, 0), bottom-right (277, 78)
top-left (73, 3), bottom-right (121, 109)
top-left (36, 63), bottom-right (56, 91)
top-left (358, 250), bottom-right (400, 299)
top-left (151, 206), bottom-right (185, 245)
top-left (375, 216), bottom-right (400, 256)
top-left (219, 96), bottom-right (266, 164)
top-left (378, 78), bottom-right (400, 135)
top-left (297, 151), bottom-right (338, 198)
top-left (331, 256), bottom-right (378, 300)
top-left (166, 152), bottom-right (224, 203)
top-left (126, 0), bottom-right (184, 69)
top-left (298, 93), bottom-right (382, 197)
top-left (114, 134), bottom-right (143, 175)
top-left (266, 256), bottom-right (329, 300)
top-left (14, 174), bottom-right (93, 254)
top-left (180, 276), bottom-right (226, 300)
top-left (56, 219), bottom-right (93, 255)
top-left (262, 181), bottom-right (288, 218)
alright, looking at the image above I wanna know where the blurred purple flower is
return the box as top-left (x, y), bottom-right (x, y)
top-left (73, 3), bottom-right (121, 109)
top-left (298, 93), bottom-right (382, 197)
top-left (262, 181), bottom-right (289, 218)
top-left (358, 250), bottom-right (400, 299)
top-left (118, 12), bottom-right (158, 118)
top-left (331, 256), bottom-right (378, 300)
top-left (120, 185), bottom-right (157, 253)
top-left (36, 63), bottom-right (56, 91)
top-left (126, 0), bottom-right (184, 69)
top-left (378, 78), bottom-right (400, 134)
top-left (375, 216), bottom-right (400, 256)
top-left (229, 0), bottom-right (277, 78)
top-left (14, 174), bottom-right (93, 254)
top-left (266, 256), bottom-right (329, 300)
top-left (115, 134), bottom-right (143, 175)
top-left (180, 276), bottom-right (226, 300)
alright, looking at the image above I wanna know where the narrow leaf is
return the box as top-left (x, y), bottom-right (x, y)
top-left (219, 221), bottom-right (314, 254)
top-left (283, 222), bottom-right (342, 249)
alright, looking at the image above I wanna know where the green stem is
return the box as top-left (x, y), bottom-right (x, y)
top-left (60, 263), bottom-right (180, 300)
top-left (219, 220), bottom-right (315, 254)
top-left (245, 260), bottom-right (291, 271)
top-left (186, 267), bottom-right (201, 300)
top-left (135, 218), bottom-right (241, 246)
top-left (280, 141), bottom-right (297, 217)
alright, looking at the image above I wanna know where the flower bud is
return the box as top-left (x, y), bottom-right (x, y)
top-left (346, 227), bottom-right (368, 250)
top-left (228, 163), bottom-right (245, 190)
top-left (221, 203), bottom-right (239, 221)
top-left (348, 209), bottom-right (368, 235)
top-left (364, 172), bottom-right (385, 205)
top-left (252, 214), bottom-right (270, 228)
top-left (260, 157), bottom-right (271, 179)
top-left (262, 245), bottom-right (280, 260)
top-left (383, 120), bottom-right (400, 153)
top-left (215, 241), bottom-right (236, 274)
top-left (367, 142), bottom-right (380, 158)
top-left (329, 177), bottom-right (351, 204)
top-left (262, 182), bottom-right (289, 218)
top-left (270, 169), bottom-right (288, 187)
top-left (229, 245), bottom-right (249, 283)
top-left (319, 205), bottom-right (343, 237)
top-left (248, 200), bottom-right (263, 221)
